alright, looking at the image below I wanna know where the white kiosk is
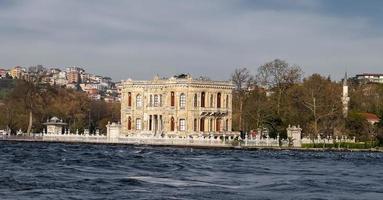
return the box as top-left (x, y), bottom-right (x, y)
top-left (43, 117), bottom-right (67, 135)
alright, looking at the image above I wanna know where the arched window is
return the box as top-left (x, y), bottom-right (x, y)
top-left (217, 93), bottom-right (221, 108)
top-left (200, 118), bottom-right (205, 132)
top-left (194, 94), bottom-right (198, 108)
top-left (128, 117), bottom-right (132, 130)
top-left (180, 93), bottom-right (186, 109)
top-left (128, 92), bottom-right (132, 107)
top-left (225, 119), bottom-right (229, 131)
top-left (171, 91), bottom-right (175, 107)
top-left (201, 92), bottom-right (205, 107)
top-left (216, 118), bottom-right (221, 132)
top-left (170, 117), bottom-right (175, 131)
top-left (226, 95), bottom-right (229, 108)
top-left (136, 94), bottom-right (142, 108)
top-left (194, 118), bottom-right (198, 131)
top-left (154, 95), bottom-right (159, 107)
top-left (210, 118), bottom-right (213, 132)
top-left (210, 94), bottom-right (214, 107)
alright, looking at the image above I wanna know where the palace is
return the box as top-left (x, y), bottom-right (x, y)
top-left (120, 74), bottom-right (234, 137)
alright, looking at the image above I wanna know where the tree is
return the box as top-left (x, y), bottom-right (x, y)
top-left (242, 86), bottom-right (272, 132)
top-left (296, 74), bottom-right (343, 137)
top-left (231, 68), bottom-right (253, 131)
top-left (346, 112), bottom-right (371, 141)
top-left (256, 59), bottom-right (302, 115)
top-left (0, 80), bottom-right (120, 135)
top-left (7, 80), bottom-right (45, 135)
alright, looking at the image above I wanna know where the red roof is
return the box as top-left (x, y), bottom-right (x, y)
top-left (360, 113), bottom-right (380, 122)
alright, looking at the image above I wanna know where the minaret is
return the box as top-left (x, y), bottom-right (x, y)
top-left (341, 72), bottom-right (350, 118)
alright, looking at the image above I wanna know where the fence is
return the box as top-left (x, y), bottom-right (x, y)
top-left (1, 132), bottom-right (288, 148)
top-left (301, 136), bottom-right (356, 144)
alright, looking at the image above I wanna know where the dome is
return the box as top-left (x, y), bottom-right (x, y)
top-left (50, 117), bottom-right (60, 122)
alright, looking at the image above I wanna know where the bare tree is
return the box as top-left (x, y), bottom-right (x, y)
top-left (231, 68), bottom-right (252, 91)
top-left (298, 74), bottom-right (342, 137)
top-left (231, 68), bottom-right (253, 131)
top-left (256, 59), bottom-right (302, 114)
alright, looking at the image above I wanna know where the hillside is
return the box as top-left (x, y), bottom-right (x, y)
top-left (0, 79), bottom-right (16, 100)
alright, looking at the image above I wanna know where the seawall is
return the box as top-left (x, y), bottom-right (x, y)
top-left (1, 136), bottom-right (382, 153)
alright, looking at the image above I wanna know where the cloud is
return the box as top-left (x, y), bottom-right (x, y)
top-left (0, 0), bottom-right (382, 81)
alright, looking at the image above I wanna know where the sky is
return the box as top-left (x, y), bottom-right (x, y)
top-left (0, 0), bottom-right (383, 81)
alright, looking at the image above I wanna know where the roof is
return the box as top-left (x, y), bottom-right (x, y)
top-left (42, 116), bottom-right (68, 126)
top-left (356, 73), bottom-right (383, 77)
top-left (123, 74), bottom-right (234, 89)
top-left (50, 116), bottom-right (60, 122)
top-left (360, 113), bottom-right (380, 122)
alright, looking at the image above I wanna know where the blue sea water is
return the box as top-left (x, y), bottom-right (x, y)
top-left (0, 141), bottom-right (382, 200)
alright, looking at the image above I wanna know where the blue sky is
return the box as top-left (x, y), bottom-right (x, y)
top-left (0, 0), bottom-right (382, 81)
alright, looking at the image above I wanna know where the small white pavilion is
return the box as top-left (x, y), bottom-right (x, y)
top-left (43, 117), bottom-right (68, 135)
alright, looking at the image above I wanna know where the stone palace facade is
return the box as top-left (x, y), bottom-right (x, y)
top-left (121, 74), bottom-right (234, 137)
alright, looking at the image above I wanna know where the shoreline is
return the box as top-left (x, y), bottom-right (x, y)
top-left (1, 138), bottom-right (382, 153)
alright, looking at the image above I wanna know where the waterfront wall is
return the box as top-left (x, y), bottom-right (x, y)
top-left (2, 133), bottom-right (286, 148)
top-left (1, 131), bottom-right (356, 148)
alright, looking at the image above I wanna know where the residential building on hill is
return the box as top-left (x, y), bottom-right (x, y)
top-left (354, 73), bottom-right (383, 84)
top-left (0, 69), bottom-right (9, 78)
top-left (0, 64), bottom-right (120, 102)
top-left (10, 66), bottom-right (25, 79)
top-left (67, 70), bottom-right (80, 84)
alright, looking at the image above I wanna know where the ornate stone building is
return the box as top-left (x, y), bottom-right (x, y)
top-left (121, 74), bottom-right (234, 137)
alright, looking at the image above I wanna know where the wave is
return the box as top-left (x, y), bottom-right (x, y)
top-left (126, 176), bottom-right (241, 189)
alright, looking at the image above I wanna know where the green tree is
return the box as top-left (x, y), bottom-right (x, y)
top-left (346, 112), bottom-right (371, 141)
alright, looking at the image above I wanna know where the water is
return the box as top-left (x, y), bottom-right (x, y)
top-left (0, 141), bottom-right (382, 200)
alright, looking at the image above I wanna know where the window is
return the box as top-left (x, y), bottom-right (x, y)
top-left (149, 115), bottom-right (152, 131)
top-left (180, 93), bottom-right (186, 109)
top-left (201, 92), bottom-right (205, 107)
top-left (200, 118), bottom-right (205, 132)
top-left (210, 118), bottom-right (213, 132)
top-left (136, 118), bottom-right (142, 130)
top-left (136, 94), bottom-right (142, 108)
top-left (216, 118), bottom-right (221, 132)
top-left (171, 91), bottom-right (175, 106)
top-left (217, 93), bottom-right (221, 108)
top-left (154, 95), bottom-right (159, 107)
top-left (128, 92), bottom-right (132, 107)
top-left (170, 117), bottom-right (175, 131)
top-left (194, 94), bottom-right (198, 107)
top-left (149, 95), bottom-right (153, 107)
top-left (179, 119), bottom-right (186, 131)
top-left (128, 117), bottom-right (132, 130)
top-left (225, 119), bottom-right (229, 131)
top-left (210, 94), bottom-right (214, 107)
top-left (159, 94), bottom-right (162, 107)
top-left (194, 119), bottom-right (197, 131)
